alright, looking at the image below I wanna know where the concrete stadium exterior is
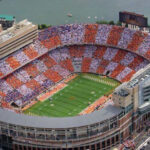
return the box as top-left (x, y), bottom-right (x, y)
top-left (0, 23), bottom-right (150, 150)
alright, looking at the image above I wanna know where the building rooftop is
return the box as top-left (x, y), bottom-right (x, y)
top-left (120, 11), bottom-right (146, 18)
top-left (114, 88), bottom-right (129, 97)
top-left (138, 102), bottom-right (150, 113)
top-left (114, 83), bottom-right (129, 97)
top-left (0, 19), bottom-right (36, 44)
top-left (127, 64), bottom-right (150, 88)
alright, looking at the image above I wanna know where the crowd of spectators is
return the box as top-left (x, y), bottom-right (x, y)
top-left (38, 24), bottom-right (150, 57)
top-left (1, 24), bottom-right (150, 80)
top-left (0, 45), bottom-right (148, 108)
top-left (0, 24), bottom-right (150, 108)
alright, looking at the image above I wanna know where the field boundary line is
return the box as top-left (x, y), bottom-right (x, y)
top-left (64, 74), bottom-right (78, 83)
top-left (79, 96), bottom-right (107, 115)
top-left (37, 74), bottom-right (78, 102)
top-left (79, 94), bottom-right (113, 115)
top-left (22, 100), bottom-right (38, 111)
top-left (38, 83), bottom-right (67, 102)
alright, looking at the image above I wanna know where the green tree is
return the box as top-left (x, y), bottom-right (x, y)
top-left (96, 20), bottom-right (109, 24)
top-left (109, 20), bottom-right (115, 25)
top-left (38, 24), bottom-right (52, 30)
top-left (116, 21), bottom-right (122, 26)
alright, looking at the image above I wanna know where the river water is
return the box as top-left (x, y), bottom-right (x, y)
top-left (0, 0), bottom-right (150, 25)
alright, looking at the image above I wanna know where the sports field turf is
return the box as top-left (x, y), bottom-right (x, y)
top-left (24, 73), bottom-right (120, 117)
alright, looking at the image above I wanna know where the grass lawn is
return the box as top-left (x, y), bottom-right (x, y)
top-left (24, 73), bottom-right (120, 117)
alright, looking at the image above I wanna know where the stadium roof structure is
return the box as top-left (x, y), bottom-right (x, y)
top-left (0, 15), bottom-right (15, 21)
top-left (0, 105), bottom-right (122, 128)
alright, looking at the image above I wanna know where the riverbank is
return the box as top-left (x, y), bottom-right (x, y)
top-left (0, 0), bottom-right (149, 25)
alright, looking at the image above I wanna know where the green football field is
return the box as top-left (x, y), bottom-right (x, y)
top-left (24, 73), bottom-right (120, 117)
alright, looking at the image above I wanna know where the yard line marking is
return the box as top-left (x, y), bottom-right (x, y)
top-left (83, 74), bottom-right (117, 86)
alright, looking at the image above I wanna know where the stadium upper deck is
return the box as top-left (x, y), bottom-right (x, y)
top-left (0, 24), bottom-right (150, 79)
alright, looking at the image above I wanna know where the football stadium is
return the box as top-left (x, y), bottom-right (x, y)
top-left (0, 19), bottom-right (150, 150)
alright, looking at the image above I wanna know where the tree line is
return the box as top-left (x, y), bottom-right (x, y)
top-left (38, 20), bottom-right (122, 30)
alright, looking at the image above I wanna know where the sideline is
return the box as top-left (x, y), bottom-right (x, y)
top-left (38, 74), bottom-right (77, 102)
